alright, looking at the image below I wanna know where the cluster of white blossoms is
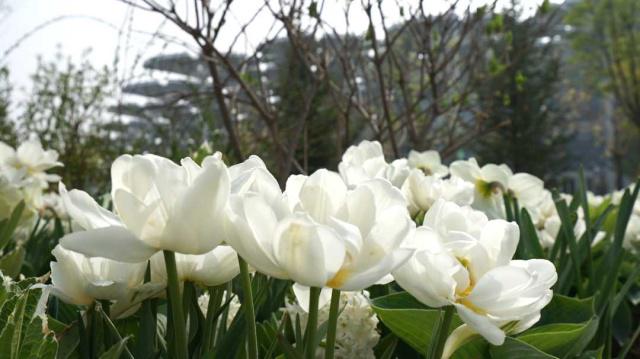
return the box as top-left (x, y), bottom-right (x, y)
top-left (0, 135), bottom-right (62, 224)
top-left (598, 189), bottom-right (640, 252)
top-left (197, 291), bottom-right (241, 325)
top-left (44, 140), bottom-right (561, 350)
top-left (284, 290), bottom-right (379, 359)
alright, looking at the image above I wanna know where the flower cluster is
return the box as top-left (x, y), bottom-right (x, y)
top-left (44, 139), bottom-right (562, 353)
top-left (0, 135), bottom-right (62, 224)
top-left (283, 289), bottom-right (380, 359)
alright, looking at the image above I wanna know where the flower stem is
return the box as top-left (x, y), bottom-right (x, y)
top-left (428, 306), bottom-right (455, 359)
top-left (163, 250), bottom-right (188, 359)
top-left (304, 287), bottom-right (322, 359)
top-left (324, 289), bottom-right (341, 359)
top-left (238, 256), bottom-right (258, 359)
top-left (201, 285), bottom-right (224, 355)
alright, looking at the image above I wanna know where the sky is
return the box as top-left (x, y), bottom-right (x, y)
top-left (0, 0), bottom-right (556, 105)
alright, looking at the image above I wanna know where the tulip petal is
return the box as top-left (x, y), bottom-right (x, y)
top-left (273, 215), bottom-right (346, 288)
top-left (224, 194), bottom-right (287, 279)
top-left (479, 220), bottom-right (519, 268)
top-left (508, 173), bottom-right (544, 207)
top-left (449, 158), bottom-right (482, 183)
top-left (60, 226), bottom-right (157, 262)
top-left (292, 284), bottom-right (332, 312)
top-left (298, 169), bottom-right (347, 224)
top-left (454, 303), bottom-right (505, 345)
top-left (162, 160), bottom-right (229, 254)
top-left (59, 183), bottom-right (121, 230)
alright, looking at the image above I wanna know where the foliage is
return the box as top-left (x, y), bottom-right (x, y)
top-left (473, 5), bottom-right (571, 178)
top-left (18, 50), bottom-right (119, 193)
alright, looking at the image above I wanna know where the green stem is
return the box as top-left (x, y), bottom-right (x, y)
top-left (163, 250), bottom-right (189, 359)
top-left (201, 285), bottom-right (224, 355)
top-left (239, 256), bottom-right (259, 359)
top-left (304, 287), bottom-right (322, 359)
top-left (427, 306), bottom-right (455, 359)
top-left (324, 289), bottom-right (341, 359)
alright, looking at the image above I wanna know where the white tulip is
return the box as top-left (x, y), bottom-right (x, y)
top-left (407, 150), bottom-right (449, 178)
top-left (150, 245), bottom-right (240, 287)
top-left (339, 140), bottom-right (390, 187)
top-left (338, 140), bottom-right (409, 188)
top-left (47, 245), bottom-right (146, 307)
top-left (393, 200), bottom-right (557, 346)
top-left (59, 154), bottom-right (230, 262)
top-left (225, 167), bottom-right (414, 290)
top-left (401, 169), bottom-right (474, 216)
top-left (284, 170), bottom-right (414, 290)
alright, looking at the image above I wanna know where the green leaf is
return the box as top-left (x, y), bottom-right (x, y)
top-left (371, 292), bottom-right (459, 355)
top-left (517, 320), bottom-right (597, 357)
top-left (538, 295), bottom-right (594, 325)
top-left (596, 182), bottom-right (640, 314)
top-left (490, 337), bottom-right (557, 358)
top-left (98, 337), bottom-right (131, 359)
top-left (518, 208), bottom-right (545, 259)
top-left (0, 246), bottom-right (26, 278)
top-left (0, 201), bottom-right (25, 251)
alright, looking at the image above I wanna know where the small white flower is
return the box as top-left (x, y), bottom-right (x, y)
top-left (283, 288), bottom-right (380, 359)
top-left (198, 290), bottom-right (241, 326)
top-left (0, 134), bottom-right (62, 189)
top-left (401, 169), bottom-right (474, 216)
top-left (407, 150), bottom-right (448, 178)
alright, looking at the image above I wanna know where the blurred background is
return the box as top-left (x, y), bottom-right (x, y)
top-left (0, 0), bottom-right (638, 195)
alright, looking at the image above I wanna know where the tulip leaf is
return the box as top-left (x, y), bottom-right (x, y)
top-left (537, 294), bottom-right (594, 326)
top-left (512, 294), bottom-right (598, 358)
top-left (371, 292), bottom-right (462, 355)
top-left (516, 320), bottom-right (597, 357)
top-left (98, 336), bottom-right (131, 359)
top-left (490, 337), bottom-right (557, 358)
top-left (0, 246), bottom-right (26, 279)
top-left (0, 201), bottom-right (25, 251)
top-left (518, 208), bottom-right (545, 259)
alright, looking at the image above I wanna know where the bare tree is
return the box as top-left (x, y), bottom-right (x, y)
top-left (117, 0), bottom-right (498, 181)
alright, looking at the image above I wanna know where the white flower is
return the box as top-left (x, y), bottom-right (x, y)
top-left (530, 191), bottom-right (604, 249)
top-left (47, 245), bottom-right (146, 307)
top-left (624, 213), bottom-right (640, 252)
top-left (586, 191), bottom-right (605, 208)
top-left (393, 200), bottom-right (557, 346)
top-left (150, 245), bottom-right (240, 287)
top-left (224, 168), bottom-right (414, 290)
top-left (0, 174), bottom-right (25, 220)
top-left (198, 291), bottom-right (241, 325)
top-left (401, 169), bottom-right (474, 216)
top-left (338, 141), bottom-right (389, 187)
top-left (0, 134), bottom-right (62, 189)
top-left (59, 154), bottom-right (230, 262)
top-left (283, 288), bottom-right (379, 359)
top-left (450, 158), bottom-right (544, 218)
top-left (407, 150), bottom-right (448, 178)
top-left (40, 192), bottom-right (69, 219)
top-left (338, 140), bottom-right (409, 188)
